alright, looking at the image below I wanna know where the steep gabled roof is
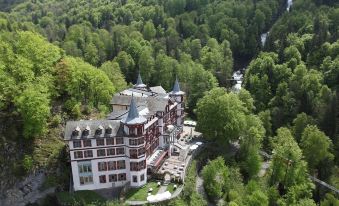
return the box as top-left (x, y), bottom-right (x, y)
top-left (64, 120), bottom-right (122, 140)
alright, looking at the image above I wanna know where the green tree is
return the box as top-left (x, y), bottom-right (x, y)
top-left (258, 110), bottom-right (272, 149)
top-left (114, 51), bottom-right (135, 83)
top-left (196, 88), bottom-right (247, 143)
top-left (300, 125), bottom-right (334, 171)
top-left (320, 193), bottom-right (339, 206)
top-left (143, 21), bottom-right (156, 41)
top-left (186, 64), bottom-right (218, 112)
top-left (202, 156), bottom-right (228, 199)
top-left (246, 190), bottom-right (269, 206)
top-left (99, 61), bottom-right (127, 91)
top-left (237, 89), bottom-right (255, 112)
top-left (60, 57), bottom-right (115, 108)
top-left (292, 113), bottom-right (315, 143)
top-left (270, 128), bottom-right (313, 192)
top-left (138, 48), bottom-right (155, 83)
top-left (15, 84), bottom-right (51, 138)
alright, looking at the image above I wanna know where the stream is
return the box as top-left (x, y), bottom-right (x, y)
top-left (231, 0), bottom-right (293, 91)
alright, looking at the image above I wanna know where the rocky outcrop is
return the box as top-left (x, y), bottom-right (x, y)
top-left (0, 169), bottom-right (56, 206)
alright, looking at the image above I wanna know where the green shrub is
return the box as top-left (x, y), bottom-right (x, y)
top-left (50, 114), bottom-right (62, 127)
top-left (23, 155), bottom-right (33, 172)
top-left (71, 103), bottom-right (81, 119)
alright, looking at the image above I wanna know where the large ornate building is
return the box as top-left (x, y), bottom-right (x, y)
top-left (64, 73), bottom-right (185, 191)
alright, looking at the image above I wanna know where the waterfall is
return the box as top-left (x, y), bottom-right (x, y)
top-left (261, 32), bottom-right (269, 47)
top-left (287, 0), bottom-right (293, 12)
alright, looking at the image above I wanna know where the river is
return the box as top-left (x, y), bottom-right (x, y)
top-left (232, 0), bottom-right (293, 91)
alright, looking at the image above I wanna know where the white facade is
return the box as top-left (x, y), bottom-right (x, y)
top-left (65, 78), bottom-right (185, 191)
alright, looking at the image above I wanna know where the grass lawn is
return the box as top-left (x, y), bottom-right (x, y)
top-left (56, 190), bottom-right (106, 205)
top-left (125, 181), bottom-right (161, 201)
top-left (166, 183), bottom-right (181, 194)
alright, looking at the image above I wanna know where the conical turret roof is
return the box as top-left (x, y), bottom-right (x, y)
top-left (134, 71), bottom-right (146, 89)
top-left (170, 76), bottom-right (184, 95)
top-left (121, 95), bottom-right (147, 125)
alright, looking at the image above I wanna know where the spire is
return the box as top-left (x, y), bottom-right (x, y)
top-left (170, 76), bottom-right (185, 95)
top-left (126, 95), bottom-right (139, 120)
top-left (172, 76), bottom-right (181, 93)
top-left (134, 71), bottom-right (146, 89)
top-left (121, 95), bottom-right (147, 124)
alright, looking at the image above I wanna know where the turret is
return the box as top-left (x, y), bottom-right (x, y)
top-left (169, 76), bottom-right (184, 103)
top-left (169, 77), bottom-right (185, 126)
top-left (121, 96), bottom-right (146, 135)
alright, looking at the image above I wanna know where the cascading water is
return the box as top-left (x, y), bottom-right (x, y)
top-left (232, 0), bottom-right (293, 91)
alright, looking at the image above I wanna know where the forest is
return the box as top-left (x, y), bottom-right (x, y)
top-left (0, 0), bottom-right (338, 205)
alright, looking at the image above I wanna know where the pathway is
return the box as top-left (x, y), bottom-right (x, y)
top-left (196, 173), bottom-right (214, 206)
top-left (157, 185), bottom-right (168, 194)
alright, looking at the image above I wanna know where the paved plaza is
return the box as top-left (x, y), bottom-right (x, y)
top-left (156, 125), bottom-right (203, 181)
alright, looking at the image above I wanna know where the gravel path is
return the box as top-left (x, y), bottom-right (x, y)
top-left (196, 173), bottom-right (215, 206)
top-left (157, 185), bottom-right (168, 194)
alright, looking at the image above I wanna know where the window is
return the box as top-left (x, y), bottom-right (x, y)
top-left (140, 174), bottom-right (145, 181)
top-left (138, 148), bottom-right (145, 156)
top-left (106, 138), bottom-right (114, 145)
top-left (96, 139), bottom-right (105, 146)
top-left (72, 129), bottom-right (80, 138)
top-left (133, 175), bottom-right (137, 183)
top-left (130, 161), bottom-right (145, 171)
top-left (129, 127), bottom-right (135, 135)
top-left (79, 175), bottom-right (93, 185)
top-left (130, 162), bottom-right (135, 171)
top-left (107, 148), bottom-right (115, 156)
top-left (130, 149), bottom-right (137, 159)
top-left (84, 150), bottom-right (93, 158)
top-left (129, 139), bottom-right (137, 146)
top-left (99, 175), bottom-right (106, 183)
top-left (97, 149), bottom-right (106, 157)
top-left (83, 140), bottom-right (92, 147)
top-left (73, 141), bottom-right (81, 148)
top-left (98, 162), bottom-right (107, 171)
top-left (105, 127), bottom-right (112, 135)
top-left (74, 151), bottom-right (83, 159)
top-left (109, 174), bottom-right (117, 182)
top-left (140, 160), bottom-right (146, 170)
top-left (108, 161), bottom-right (116, 170)
top-left (138, 138), bottom-right (144, 145)
top-left (78, 163), bottom-right (92, 173)
top-left (96, 128), bottom-right (103, 136)
top-left (116, 137), bottom-right (124, 144)
top-left (116, 148), bottom-right (124, 155)
top-left (82, 129), bottom-right (90, 137)
top-left (118, 173), bottom-right (126, 181)
top-left (130, 162), bottom-right (138, 171)
top-left (117, 160), bottom-right (126, 169)
top-left (137, 127), bottom-right (143, 135)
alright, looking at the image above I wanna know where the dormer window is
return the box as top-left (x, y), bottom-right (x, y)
top-left (106, 125), bottom-right (113, 135)
top-left (96, 125), bottom-right (103, 136)
top-left (72, 126), bottom-right (81, 138)
top-left (82, 126), bottom-right (90, 137)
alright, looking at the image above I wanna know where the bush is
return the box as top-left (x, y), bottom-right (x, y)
top-left (50, 114), bottom-right (62, 127)
top-left (23, 155), bottom-right (33, 172)
top-left (71, 103), bottom-right (81, 119)
top-left (56, 190), bottom-right (106, 206)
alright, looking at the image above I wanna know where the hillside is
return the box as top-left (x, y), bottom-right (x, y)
top-left (0, 0), bottom-right (338, 205)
